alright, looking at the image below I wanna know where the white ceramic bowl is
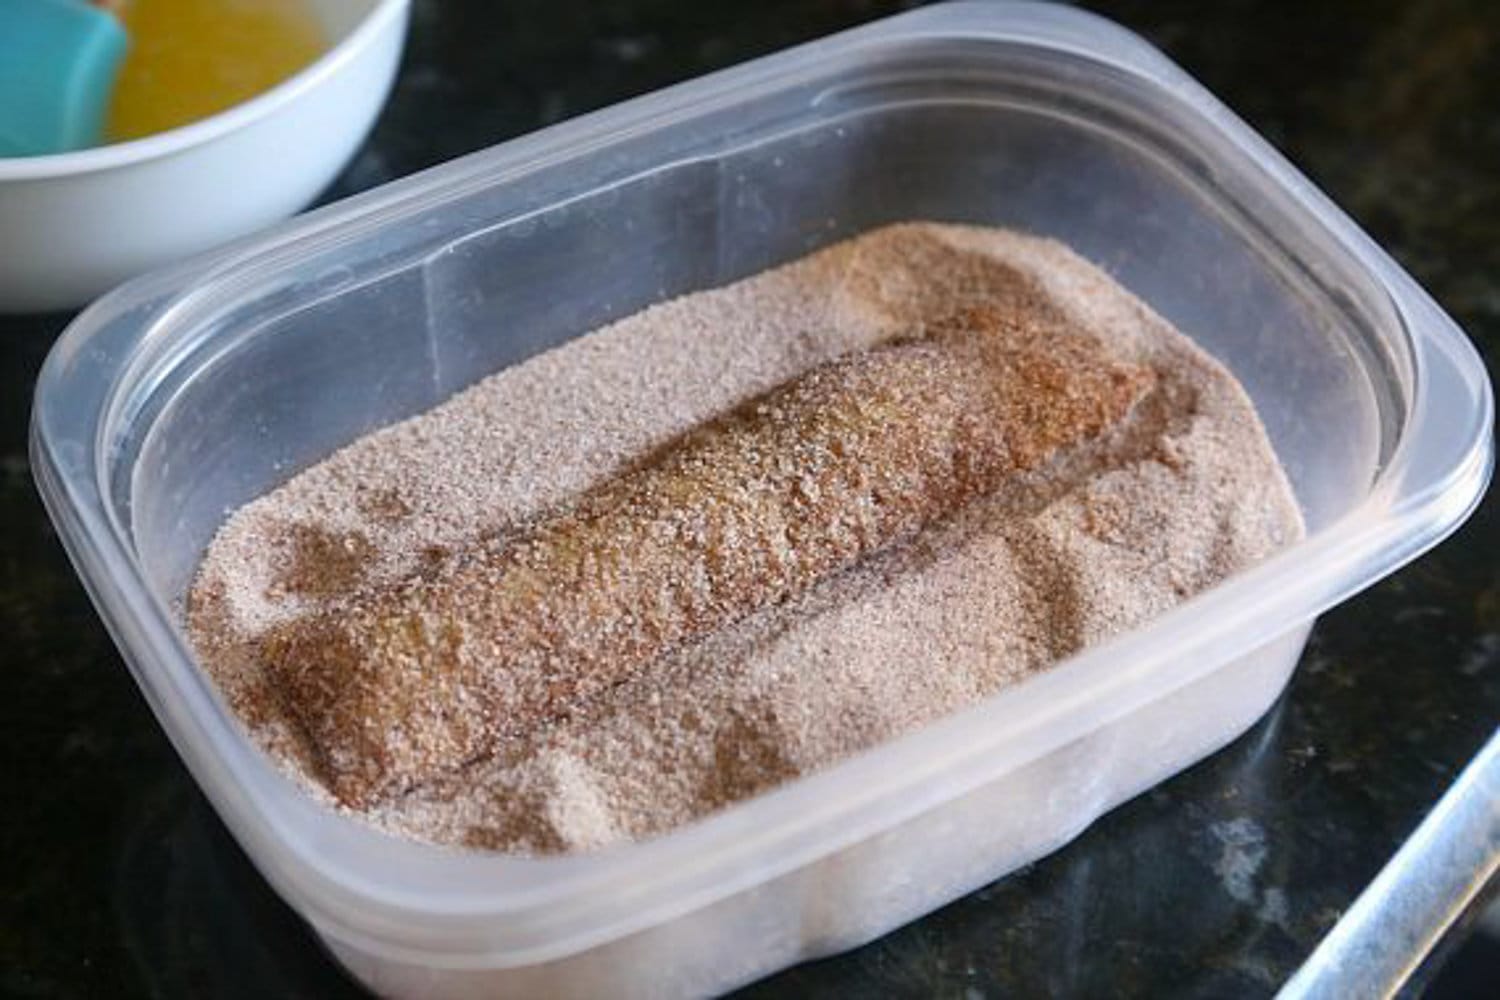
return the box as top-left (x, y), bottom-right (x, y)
top-left (0, 0), bottom-right (410, 313)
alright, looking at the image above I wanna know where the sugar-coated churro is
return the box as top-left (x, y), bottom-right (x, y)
top-left (264, 305), bottom-right (1155, 806)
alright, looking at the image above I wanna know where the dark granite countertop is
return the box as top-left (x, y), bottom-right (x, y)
top-left (3, 1), bottom-right (1497, 996)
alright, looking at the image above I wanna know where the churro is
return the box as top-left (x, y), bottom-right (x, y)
top-left (265, 306), bottom-right (1155, 806)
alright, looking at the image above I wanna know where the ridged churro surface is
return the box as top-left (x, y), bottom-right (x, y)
top-left (187, 223), bottom-right (1304, 853)
top-left (265, 310), bottom-right (1154, 805)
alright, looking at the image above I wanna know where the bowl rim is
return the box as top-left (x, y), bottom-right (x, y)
top-left (0, 0), bottom-right (410, 181)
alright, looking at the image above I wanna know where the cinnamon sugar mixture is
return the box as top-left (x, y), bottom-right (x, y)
top-left (186, 223), bottom-right (1303, 854)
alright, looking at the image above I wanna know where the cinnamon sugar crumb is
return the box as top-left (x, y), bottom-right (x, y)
top-left (185, 223), bottom-right (1303, 854)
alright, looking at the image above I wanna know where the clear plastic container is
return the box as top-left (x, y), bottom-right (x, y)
top-left (30, 3), bottom-right (1493, 996)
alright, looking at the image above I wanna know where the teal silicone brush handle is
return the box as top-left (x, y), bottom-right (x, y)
top-left (0, 0), bottom-right (127, 156)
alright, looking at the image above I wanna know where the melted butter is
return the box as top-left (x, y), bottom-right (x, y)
top-left (107, 0), bottom-right (327, 142)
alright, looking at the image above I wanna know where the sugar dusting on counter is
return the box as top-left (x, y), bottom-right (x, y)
top-left (186, 223), bottom-right (1304, 854)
